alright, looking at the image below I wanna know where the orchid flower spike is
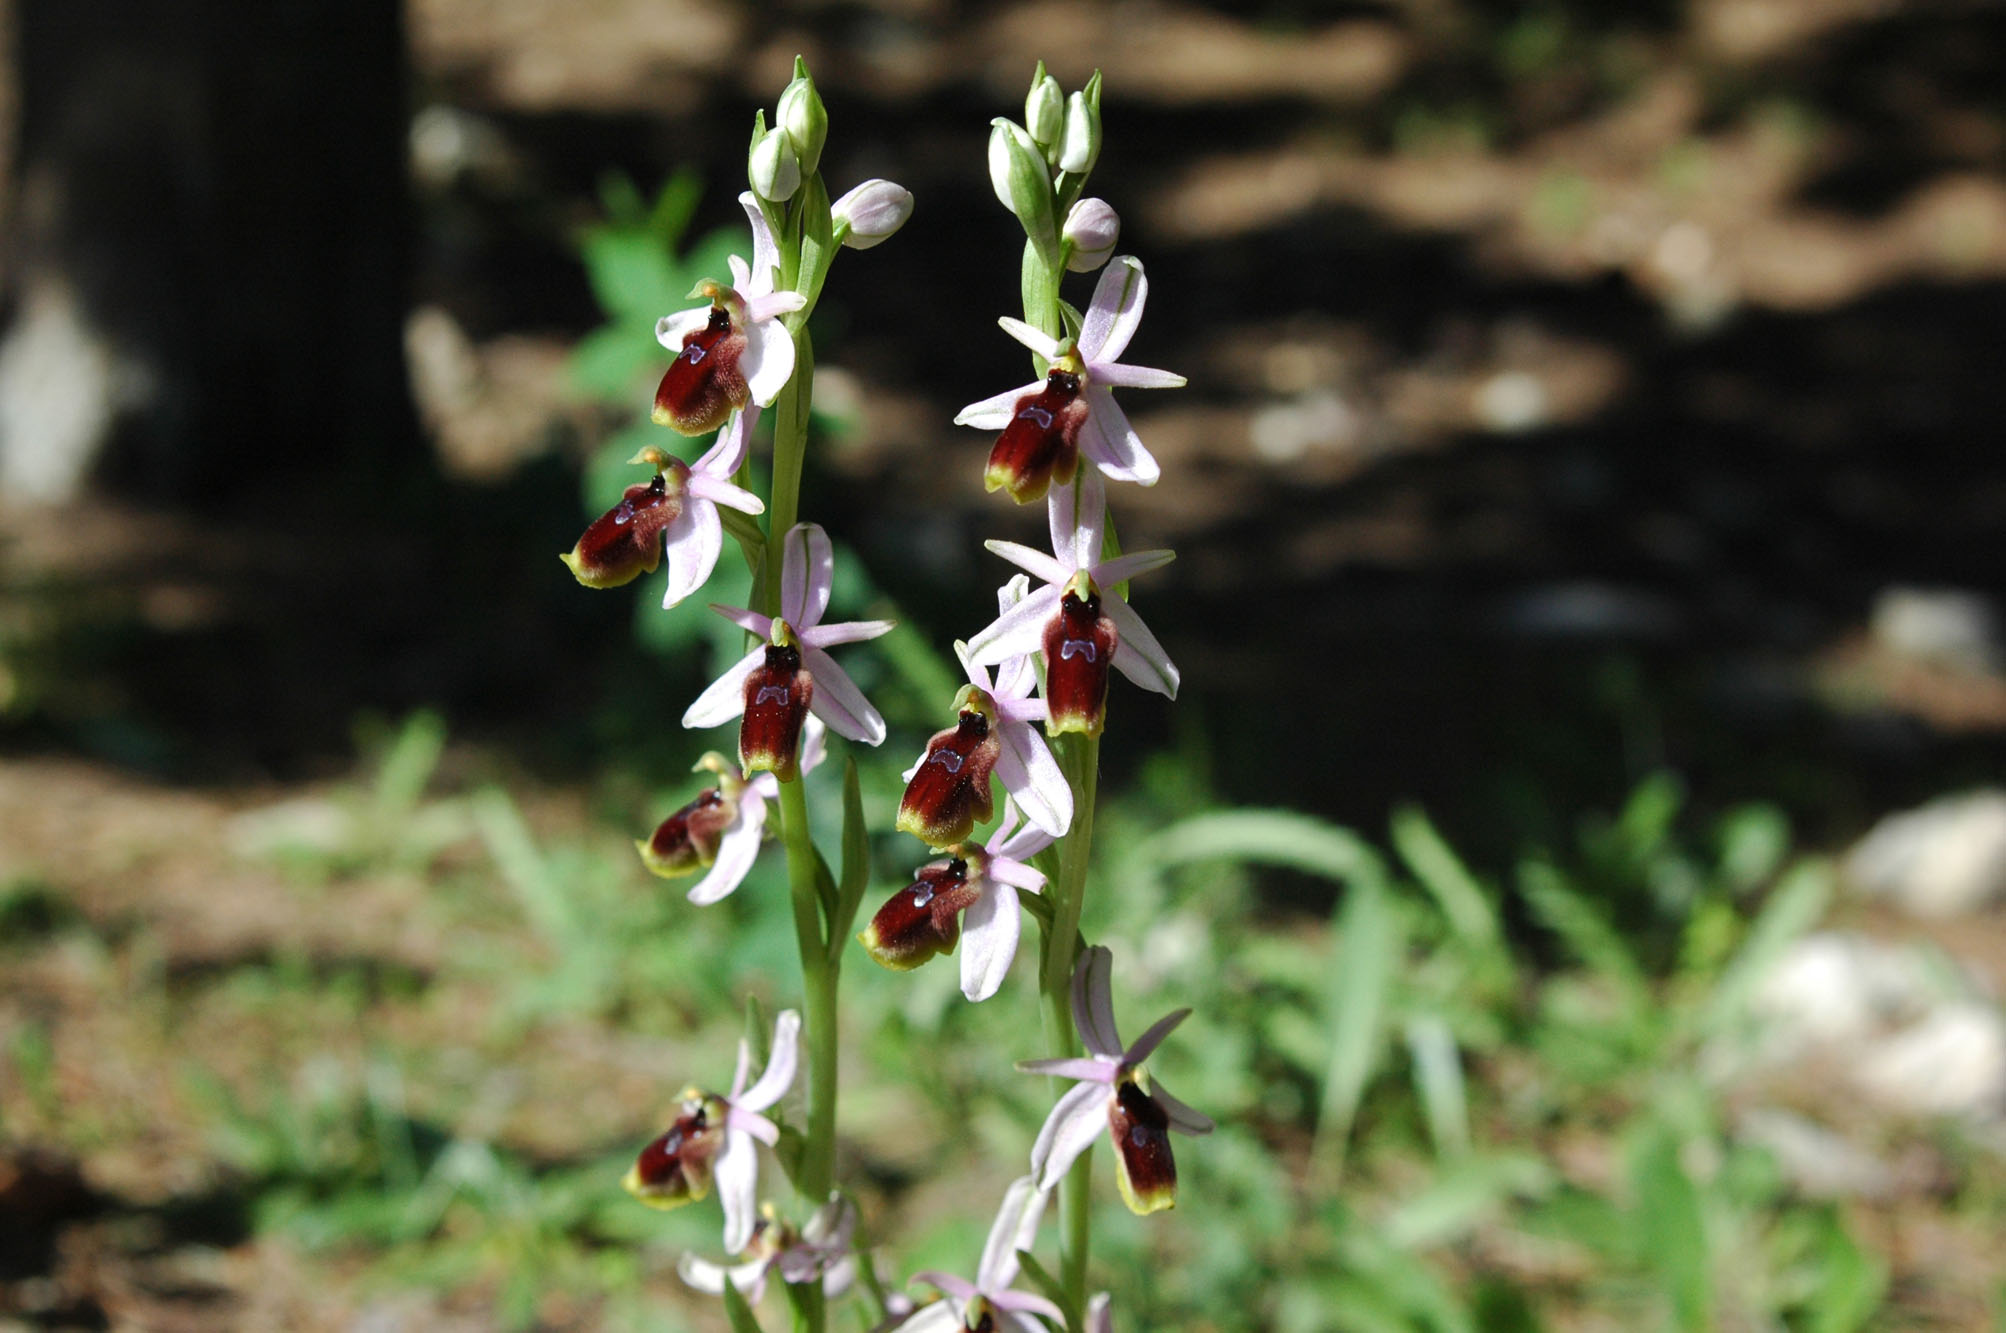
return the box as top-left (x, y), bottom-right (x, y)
top-left (966, 473), bottom-right (1179, 731)
top-left (559, 438), bottom-right (763, 594)
top-left (685, 523), bottom-right (895, 774)
top-left (624, 1010), bottom-right (801, 1255)
top-left (956, 255), bottom-right (1184, 503)
top-left (678, 1192), bottom-right (857, 1306)
top-left (1019, 946), bottom-right (1213, 1215)
top-left (653, 192), bottom-right (807, 435)
top-left (859, 799), bottom-right (1054, 1002)
top-left (900, 1175), bottom-right (1064, 1332)
top-left (638, 718), bottom-right (827, 906)
top-left (897, 577), bottom-right (1073, 846)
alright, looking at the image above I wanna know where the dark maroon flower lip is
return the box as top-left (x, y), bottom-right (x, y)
top-left (984, 369), bottom-right (1087, 505)
top-left (623, 1091), bottom-right (725, 1207)
top-left (856, 856), bottom-right (983, 971)
top-left (740, 636), bottom-right (812, 782)
top-left (654, 302), bottom-right (750, 436)
top-left (1109, 1074), bottom-right (1178, 1214)
top-left (896, 688), bottom-right (1002, 848)
top-left (1043, 575), bottom-right (1119, 737)
top-left (560, 468), bottom-right (687, 589)
top-left (637, 786), bottom-right (737, 878)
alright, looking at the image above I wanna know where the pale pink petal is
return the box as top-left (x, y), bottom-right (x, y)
top-left (1087, 1292), bottom-right (1113, 1333)
top-left (781, 523), bottom-right (834, 628)
top-left (997, 573), bottom-right (1032, 614)
top-left (737, 191), bottom-right (780, 297)
top-left (1048, 470), bottom-right (1103, 573)
top-left (955, 380), bottom-right (1044, 430)
top-left (1031, 1081), bottom-right (1109, 1192)
top-left (1103, 595), bottom-right (1180, 699)
top-left (714, 1129), bottom-right (760, 1254)
top-left (959, 883), bottom-right (1021, 1002)
top-left (745, 290), bottom-right (807, 323)
top-left (698, 405), bottom-right (757, 476)
top-left (1093, 548), bottom-right (1176, 585)
top-left (683, 647), bottom-right (763, 728)
top-left (687, 472), bottom-right (764, 515)
top-left (797, 715), bottom-right (829, 776)
top-left (686, 798), bottom-right (766, 905)
top-left (727, 254), bottom-right (751, 292)
top-left (984, 539), bottom-right (1070, 588)
top-left (1078, 387), bottom-right (1160, 487)
top-left (911, 1273), bottom-right (979, 1304)
top-left (995, 722), bottom-right (1071, 838)
top-left (965, 585), bottom-right (1061, 667)
top-left (992, 652), bottom-right (1037, 704)
top-left (978, 1176), bottom-right (1049, 1294)
top-left (713, 604), bottom-right (773, 638)
top-left (741, 319), bottom-right (798, 408)
top-left (997, 316), bottom-right (1067, 363)
top-left (728, 1036), bottom-right (753, 1100)
top-left (736, 1009), bottom-right (800, 1112)
top-left (1073, 946), bottom-right (1123, 1056)
top-left (659, 500), bottom-right (722, 610)
top-left (655, 306), bottom-right (712, 350)
top-left (820, 1256), bottom-right (856, 1299)
top-left (1018, 1056), bottom-right (1113, 1081)
top-left (991, 1291), bottom-right (1068, 1326)
top-left (997, 695), bottom-right (1048, 725)
top-left (1123, 1008), bottom-right (1191, 1066)
top-left (799, 618), bottom-right (895, 648)
top-left (1089, 359), bottom-right (1185, 390)
top-left (722, 1105), bottom-right (779, 1147)
top-left (802, 646), bottom-right (886, 745)
top-left (677, 1251), bottom-right (772, 1299)
top-left (892, 1300), bottom-right (964, 1332)
top-left (993, 819), bottom-right (1055, 866)
top-left (1078, 256), bottom-right (1147, 364)
top-left (1153, 1079), bottom-right (1216, 1136)
top-left (987, 856), bottom-right (1046, 892)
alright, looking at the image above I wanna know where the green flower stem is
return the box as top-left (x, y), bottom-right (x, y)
top-left (764, 320), bottom-right (835, 1333)
top-left (1042, 728), bottom-right (1101, 1316)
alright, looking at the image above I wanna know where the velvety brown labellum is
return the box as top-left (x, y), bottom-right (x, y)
top-left (857, 858), bottom-right (982, 971)
top-left (895, 711), bottom-right (1001, 847)
top-left (985, 370), bottom-right (1086, 504)
top-left (629, 1101), bottom-right (717, 1204)
top-left (639, 788), bottom-right (732, 878)
top-left (654, 305), bottom-right (749, 435)
top-left (740, 644), bottom-right (812, 782)
top-left (1109, 1076), bottom-right (1178, 1215)
top-left (562, 472), bottom-right (681, 588)
top-left (1043, 588), bottom-right (1118, 736)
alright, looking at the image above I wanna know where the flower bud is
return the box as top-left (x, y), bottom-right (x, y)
top-left (987, 118), bottom-right (1055, 238)
top-left (654, 292), bottom-right (750, 435)
top-left (985, 368), bottom-right (1086, 504)
top-left (1026, 67), bottom-right (1064, 148)
top-left (1062, 197), bottom-right (1120, 272)
top-left (623, 1090), bottom-right (726, 1209)
top-left (857, 855), bottom-right (982, 972)
top-left (831, 178), bottom-right (913, 250)
top-left (896, 687), bottom-right (1002, 848)
top-left (561, 454), bottom-right (689, 588)
top-left (1058, 89), bottom-right (1100, 176)
top-left (776, 70), bottom-right (827, 176)
top-left (1110, 1073), bottom-right (1178, 1215)
top-left (741, 627), bottom-right (813, 782)
top-left (749, 126), bottom-right (802, 203)
top-left (1043, 572), bottom-right (1118, 736)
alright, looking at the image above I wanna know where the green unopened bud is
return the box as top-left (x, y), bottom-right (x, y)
top-left (776, 67), bottom-right (827, 176)
top-left (1026, 67), bottom-right (1064, 148)
top-left (988, 118), bottom-right (1054, 238)
top-left (1062, 197), bottom-right (1120, 272)
top-left (831, 178), bottom-right (913, 249)
top-left (750, 126), bottom-right (802, 203)
top-left (1058, 89), bottom-right (1101, 176)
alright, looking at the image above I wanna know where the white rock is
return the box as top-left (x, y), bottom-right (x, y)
top-left (1870, 586), bottom-right (2002, 675)
top-left (1735, 1107), bottom-right (1893, 1199)
top-left (1749, 931), bottom-right (1936, 1054)
top-left (1854, 1001), bottom-right (2006, 1119)
top-left (1845, 790), bottom-right (2006, 918)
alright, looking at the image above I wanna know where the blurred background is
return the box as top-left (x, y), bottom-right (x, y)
top-left (5, 0), bottom-right (2006, 1328)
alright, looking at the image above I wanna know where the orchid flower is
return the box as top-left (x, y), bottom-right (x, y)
top-left (638, 717), bottom-right (827, 906)
top-left (896, 576), bottom-right (1072, 845)
top-left (685, 523), bottom-right (894, 770)
top-left (1019, 946), bottom-right (1213, 1215)
top-left (900, 1176), bottom-right (1064, 1332)
top-left (955, 255), bottom-right (1184, 502)
top-left (558, 436), bottom-right (763, 594)
top-left (965, 474), bottom-right (1179, 724)
top-left (859, 799), bottom-right (1054, 1002)
top-left (678, 1193), bottom-right (857, 1306)
top-left (624, 1010), bottom-right (800, 1254)
top-left (652, 192), bottom-right (806, 437)
top-left (658, 407), bottom-right (767, 608)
